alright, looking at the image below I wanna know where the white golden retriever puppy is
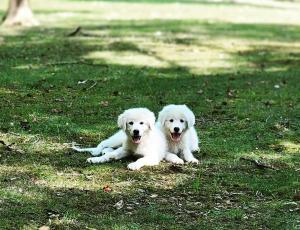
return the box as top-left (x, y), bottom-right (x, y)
top-left (76, 108), bottom-right (169, 170)
top-left (157, 104), bottom-right (199, 163)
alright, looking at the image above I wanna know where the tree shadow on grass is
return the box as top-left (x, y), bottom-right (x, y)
top-left (0, 158), bottom-right (299, 229)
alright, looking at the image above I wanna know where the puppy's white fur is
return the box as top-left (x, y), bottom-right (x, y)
top-left (80, 108), bottom-right (168, 170)
top-left (157, 104), bottom-right (199, 163)
top-left (73, 105), bottom-right (199, 165)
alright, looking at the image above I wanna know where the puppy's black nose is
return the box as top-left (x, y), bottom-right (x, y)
top-left (133, 129), bottom-right (139, 135)
top-left (174, 127), bottom-right (180, 133)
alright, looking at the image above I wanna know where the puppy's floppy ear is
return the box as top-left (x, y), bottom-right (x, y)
top-left (157, 111), bottom-right (165, 125)
top-left (147, 111), bottom-right (156, 130)
top-left (183, 105), bottom-right (195, 128)
top-left (117, 111), bottom-right (127, 131)
top-left (158, 105), bottom-right (170, 125)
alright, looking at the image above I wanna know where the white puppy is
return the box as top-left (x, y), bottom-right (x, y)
top-left (83, 108), bottom-right (168, 170)
top-left (157, 104), bottom-right (199, 163)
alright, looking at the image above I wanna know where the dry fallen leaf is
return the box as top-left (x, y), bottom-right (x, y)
top-left (103, 185), bottom-right (112, 193)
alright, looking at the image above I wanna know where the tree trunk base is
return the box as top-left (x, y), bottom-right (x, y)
top-left (2, 0), bottom-right (39, 27)
top-left (2, 12), bottom-right (39, 27)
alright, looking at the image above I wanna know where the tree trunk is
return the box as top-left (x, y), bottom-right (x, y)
top-left (2, 0), bottom-right (39, 27)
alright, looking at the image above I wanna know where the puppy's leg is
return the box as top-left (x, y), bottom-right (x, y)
top-left (98, 130), bottom-right (126, 154)
top-left (164, 152), bottom-right (184, 164)
top-left (127, 157), bottom-right (160, 171)
top-left (182, 149), bottom-right (199, 164)
top-left (190, 127), bottom-right (200, 152)
top-left (73, 130), bottom-right (126, 156)
top-left (101, 147), bottom-right (114, 154)
top-left (87, 147), bottom-right (128, 164)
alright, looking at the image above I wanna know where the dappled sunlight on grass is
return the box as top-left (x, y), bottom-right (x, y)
top-left (0, 187), bottom-right (45, 203)
top-left (280, 141), bottom-right (300, 154)
top-left (12, 64), bottom-right (41, 70)
top-left (62, 21), bottom-right (300, 74)
top-left (0, 87), bottom-right (15, 94)
top-left (37, 165), bottom-right (192, 192)
top-left (84, 50), bottom-right (169, 67)
top-left (26, 0), bottom-right (300, 25)
top-left (243, 150), bottom-right (291, 161)
top-left (151, 43), bottom-right (234, 74)
top-left (0, 131), bottom-right (69, 152)
top-left (0, 167), bottom-right (46, 201)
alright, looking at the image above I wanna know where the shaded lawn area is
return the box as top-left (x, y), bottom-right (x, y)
top-left (0, 0), bottom-right (300, 229)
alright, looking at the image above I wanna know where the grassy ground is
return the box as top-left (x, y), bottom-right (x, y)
top-left (0, 0), bottom-right (300, 229)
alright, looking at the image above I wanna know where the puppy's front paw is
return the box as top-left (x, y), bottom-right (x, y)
top-left (127, 162), bottom-right (142, 171)
top-left (87, 156), bottom-right (107, 164)
top-left (174, 158), bottom-right (184, 165)
top-left (186, 157), bottom-right (199, 164)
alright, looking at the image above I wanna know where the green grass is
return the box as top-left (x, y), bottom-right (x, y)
top-left (0, 0), bottom-right (300, 229)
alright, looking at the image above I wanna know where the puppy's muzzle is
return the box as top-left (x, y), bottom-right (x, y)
top-left (170, 127), bottom-right (182, 142)
top-left (132, 129), bottom-right (141, 144)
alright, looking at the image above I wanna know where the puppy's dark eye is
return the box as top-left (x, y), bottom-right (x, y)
top-left (180, 119), bottom-right (184, 123)
top-left (128, 122), bottom-right (134, 125)
top-left (170, 119), bottom-right (174, 122)
top-left (140, 122), bottom-right (144, 125)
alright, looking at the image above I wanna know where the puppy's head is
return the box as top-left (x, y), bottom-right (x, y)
top-left (158, 104), bottom-right (195, 143)
top-left (118, 108), bottom-right (155, 144)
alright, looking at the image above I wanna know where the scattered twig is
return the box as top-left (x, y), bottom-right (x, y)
top-left (66, 26), bottom-right (110, 38)
top-left (86, 81), bottom-right (97, 90)
top-left (240, 157), bottom-right (277, 170)
top-left (67, 26), bottom-right (82, 37)
top-left (67, 26), bottom-right (98, 37)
